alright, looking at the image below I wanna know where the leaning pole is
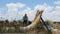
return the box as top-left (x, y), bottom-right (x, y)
top-left (19, 10), bottom-right (44, 32)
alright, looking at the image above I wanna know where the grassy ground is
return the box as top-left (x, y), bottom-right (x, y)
top-left (0, 21), bottom-right (58, 34)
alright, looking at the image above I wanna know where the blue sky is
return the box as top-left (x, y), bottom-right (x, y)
top-left (0, 0), bottom-right (60, 22)
top-left (0, 0), bottom-right (56, 8)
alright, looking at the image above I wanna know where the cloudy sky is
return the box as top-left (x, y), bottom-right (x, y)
top-left (0, 0), bottom-right (60, 21)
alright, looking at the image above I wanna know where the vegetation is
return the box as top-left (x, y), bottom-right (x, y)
top-left (0, 10), bottom-right (60, 34)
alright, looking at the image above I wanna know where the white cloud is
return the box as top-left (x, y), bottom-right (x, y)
top-left (5, 2), bottom-right (26, 21)
top-left (18, 3), bottom-right (54, 21)
top-left (1, 3), bottom-right (53, 21)
top-left (0, 8), bottom-right (5, 20)
top-left (34, 3), bottom-right (60, 22)
top-left (35, 3), bottom-right (53, 11)
top-left (46, 1), bottom-right (60, 22)
top-left (16, 2), bottom-right (26, 8)
top-left (40, 1), bottom-right (60, 22)
top-left (6, 2), bottom-right (25, 8)
top-left (0, 8), bottom-right (3, 14)
top-left (48, 6), bottom-right (60, 21)
top-left (54, 1), bottom-right (60, 5)
top-left (5, 9), bottom-right (18, 20)
top-left (18, 7), bottom-right (36, 21)
top-left (35, 3), bottom-right (54, 20)
top-left (0, 2), bottom-right (60, 22)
